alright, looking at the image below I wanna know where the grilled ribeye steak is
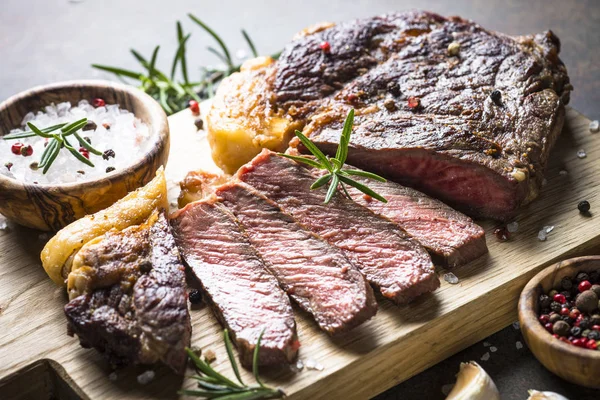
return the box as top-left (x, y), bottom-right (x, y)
top-left (216, 181), bottom-right (377, 333)
top-left (64, 211), bottom-right (191, 374)
top-left (171, 199), bottom-right (299, 367)
top-left (338, 172), bottom-right (488, 267)
top-left (208, 11), bottom-right (571, 220)
top-left (238, 150), bottom-right (439, 304)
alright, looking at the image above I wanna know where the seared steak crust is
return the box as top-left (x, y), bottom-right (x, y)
top-left (170, 199), bottom-right (298, 367)
top-left (238, 150), bottom-right (439, 304)
top-left (275, 11), bottom-right (571, 219)
top-left (216, 182), bottom-right (377, 334)
top-left (64, 212), bottom-right (191, 374)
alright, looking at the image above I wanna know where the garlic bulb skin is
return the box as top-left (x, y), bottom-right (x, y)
top-left (445, 361), bottom-right (500, 400)
top-left (527, 390), bottom-right (570, 400)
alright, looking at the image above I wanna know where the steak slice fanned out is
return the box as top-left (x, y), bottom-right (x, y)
top-left (64, 211), bottom-right (191, 374)
top-left (338, 173), bottom-right (488, 267)
top-left (238, 150), bottom-right (439, 304)
top-left (170, 199), bottom-right (298, 367)
top-left (207, 11), bottom-right (572, 220)
top-left (216, 181), bottom-right (378, 334)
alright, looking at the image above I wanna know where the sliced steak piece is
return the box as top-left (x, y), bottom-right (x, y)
top-left (64, 211), bottom-right (191, 374)
top-left (216, 181), bottom-right (377, 334)
top-left (337, 173), bottom-right (488, 267)
top-left (170, 199), bottom-right (298, 367)
top-left (237, 150), bottom-right (439, 304)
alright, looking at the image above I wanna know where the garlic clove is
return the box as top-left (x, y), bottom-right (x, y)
top-left (527, 390), bottom-right (570, 400)
top-left (445, 361), bottom-right (500, 400)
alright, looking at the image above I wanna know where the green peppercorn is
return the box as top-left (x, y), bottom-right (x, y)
top-left (576, 290), bottom-right (599, 313)
top-left (549, 289), bottom-right (559, 297)
top-left (582, 329), bottom-right (591, 338)
top-left (553, 320), bottom-right (570, 336)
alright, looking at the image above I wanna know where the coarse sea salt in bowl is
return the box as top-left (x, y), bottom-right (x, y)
top-left (0, 80), bottom-right (169, 231)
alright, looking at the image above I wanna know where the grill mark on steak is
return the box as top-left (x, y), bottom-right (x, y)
top-left (64, 211), bottom-right (191, 374)
top-left (237, 150), bottom-right (440, 304)
top-left (273, 11), bottom-right (571, 220)
top-left (216, 181), bottom-right (377, 334)
top-left (170, 199), bottom-right (298, 367)
top-left (338, 172), bottom-right (488, 267)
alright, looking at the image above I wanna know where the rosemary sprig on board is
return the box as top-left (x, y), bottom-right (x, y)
top-left (3, 118), bottom-right (102, 173)
top-left (92, 16), bottom-right (271, 115)
top-left (280, 109), bottom-right (388, 204)
top-left (180, 329), bottom-right (284, 399)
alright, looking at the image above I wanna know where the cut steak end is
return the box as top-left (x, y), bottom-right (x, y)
top-left (238, 150), bottom-right (440, 304)
top-left (64, 211), bottom-right (191, 374)
top-left (216, 181), bottom-right (378, 334)
top-left (337, 172), bottom-right (488, 267)
top-left (170, 198), bottom-right (298, 367)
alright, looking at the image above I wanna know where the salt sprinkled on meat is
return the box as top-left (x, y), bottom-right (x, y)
top-left (444, 273), bottom-right (459, 284)
top-left (136, 370), bottom-right (155, 385)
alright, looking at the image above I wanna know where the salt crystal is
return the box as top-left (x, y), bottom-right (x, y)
top-left (480, 352), bottom-right (490, 361)
top-left (490, 346), bottom-right (498, 353)
top-left (516, 341), bottom-right (523, 350)
top-left (296, 359), bottom-right (304, 371)
top-left (108, 372), bottom-right (117, 381)
top-left (236, 49), bottom-right (248, 61)
top-left (577, 149), bottom-right (587, 159)
top-left (305, 359), bottom-right (324, 371)
top-left (544, 225), bottom-right (555, 233)
top-left (559, 170), bottom-right (568, 176)
top-left (443, 272), bottom-right (459, 284)
top-left (538, 230), bottom-right (547, 241)
top-left (483, 341), bottom-right (492, 347)
top-left (512, 321), bottom-right (520, 330)
top-left (590, 120), bottom-right (599, 133)
top-left (136, 370), bottom-right (155, 385)
top-left (441, 384), bottom-right (455, 396)
top-left (507, 221), bottom-right (519, 233)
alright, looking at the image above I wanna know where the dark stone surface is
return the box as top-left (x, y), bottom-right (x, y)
top-left (2, 1), bottom-right (600, 399)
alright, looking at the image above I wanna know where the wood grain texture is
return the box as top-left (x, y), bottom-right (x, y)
top-left (518, 256), bottom-right (600, 389)
top-left (0, 80), bottom-right (170, 231)
top-left (0, 106), bottom-right (598, 399)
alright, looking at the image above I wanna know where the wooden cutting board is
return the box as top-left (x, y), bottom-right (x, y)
top-left (1, 106), bottom-right (599, 400)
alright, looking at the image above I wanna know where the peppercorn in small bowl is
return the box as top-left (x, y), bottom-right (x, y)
top-left (518, 256), bottom-right (600, 389)
top-left (0, 80), bottom-right (169, 231)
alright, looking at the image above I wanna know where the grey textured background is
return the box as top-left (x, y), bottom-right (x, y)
top-left (1, 1), bottom-right (600, 399)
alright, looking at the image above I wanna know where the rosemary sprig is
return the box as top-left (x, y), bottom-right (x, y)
top-left (281, 109), bottom-right (388, 204)
top-left (180, 329), bottom-right (284, 399)
top-left (3, 118), bottom-right (103, 173)
top-left (92, 16), bottom-right (269, 115)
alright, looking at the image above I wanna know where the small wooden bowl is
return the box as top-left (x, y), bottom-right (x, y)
top-left (518, 256), bottom-right (600, 388)
top-left (0, 80), bottom-right (169, 231)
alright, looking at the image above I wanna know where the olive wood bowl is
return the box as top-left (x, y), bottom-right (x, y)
top-left (0, 80), bottom-right (169, 231)
top-left (518, 256), bottom-right (600, 388)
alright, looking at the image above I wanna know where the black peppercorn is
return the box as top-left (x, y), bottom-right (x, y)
top-left (579, 317), bottom-right (591, 330)
top-left (560, 315), bottom-right (571, 322)
top-left (578, 200), bottom-right (591, 213)
top-left (490, 90), bottom-right (502, 105)
top-left (550, 301), bottom-right (562, 313)
top-left (189, 289), bottom-right (202, 304)
top-left (590, 270), bottom-right (600, 283)
top-left (561, 290), bottom-right (572, 300)
top-left (139, 260), bottom-right (152, 273)
top-left (576, 272), bottom-right (590, 283)
top-left (106, 166), bottom-right (116, 173)
top-left (82, 120), bottom-right (97, 131)
top-left (570, 326), bottom-right (582, 337)
top-left (539, 294), bottom-right (551, 309)
top-left (588, 330), bottom-right (600, 340)
top-left (561, 277), bottom-right (573, 290)
top-left (103, 149), bottom-right (116, 160)
top-left (387, 81), bottom-right (402, 97)
top-left (194, 117), bottom-right (204, 130)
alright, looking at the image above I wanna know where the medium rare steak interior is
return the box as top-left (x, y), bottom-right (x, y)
top-left (207, 10), bottom-right (572, 220)
top-left (171, 198), bottom-right (299, 367)
top-left (238, 150), bottom-right (440, 304)
top-left (64, 211), bottom-right (191, 374)
top-left (216, 181), bottom-right (378, 334)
